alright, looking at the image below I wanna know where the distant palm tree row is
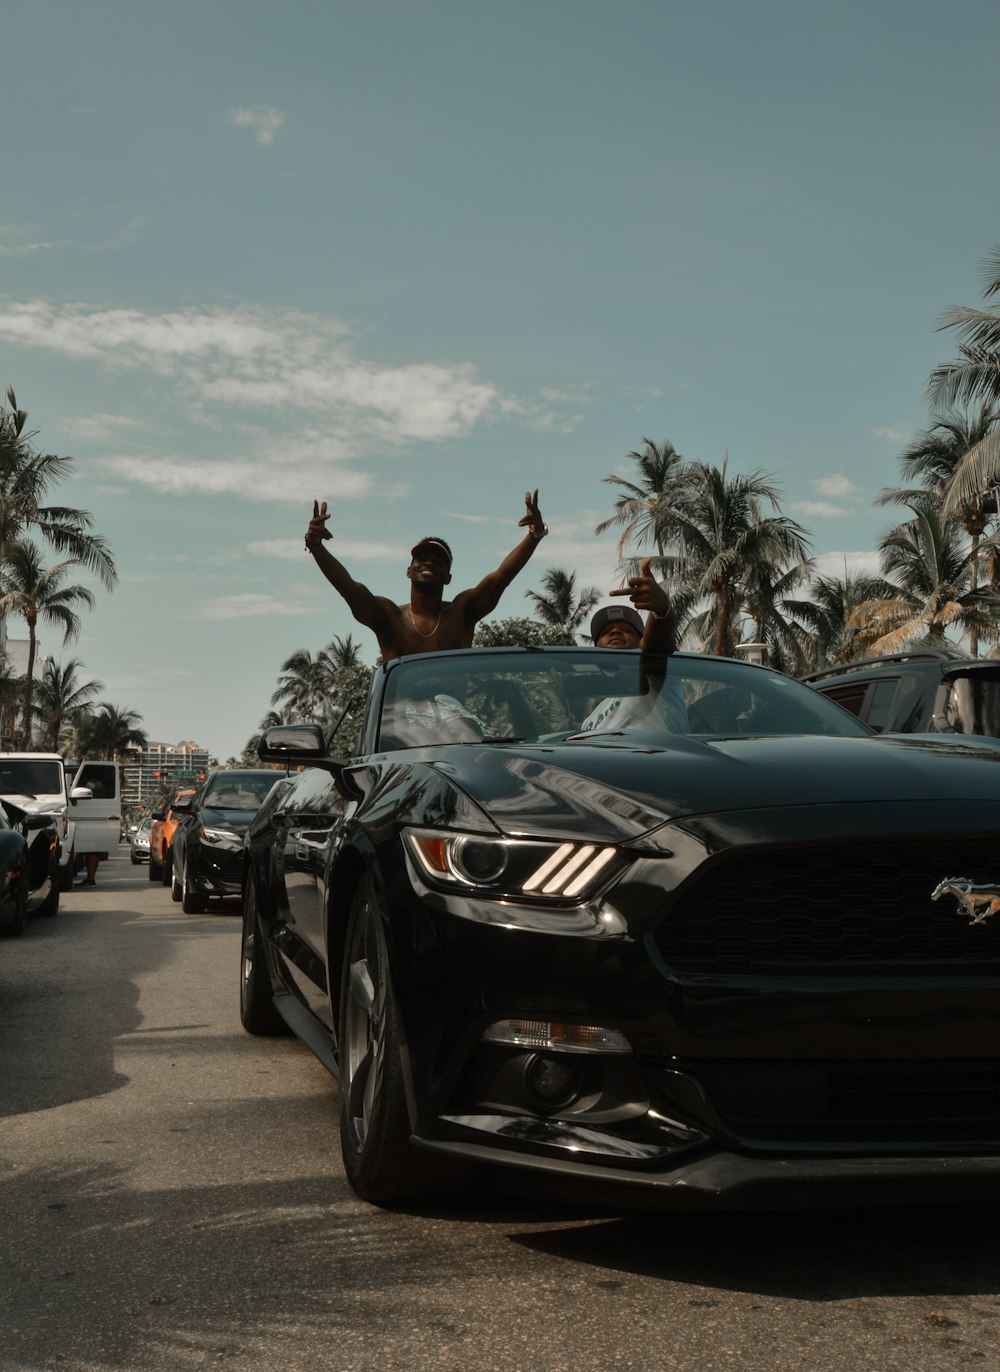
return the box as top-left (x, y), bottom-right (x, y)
top-left (0, 388), bottom-right (147, 757)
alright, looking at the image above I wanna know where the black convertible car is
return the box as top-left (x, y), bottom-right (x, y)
top-left (0, 798), bottom-right (60, 935)
top-left (242, 646), bottom-right (1000, 1210)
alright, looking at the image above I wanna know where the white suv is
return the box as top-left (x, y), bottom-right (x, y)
top-left (0, 753), bottom-right (123, 890)
top-left (0, 753), bottom-right (73, 888)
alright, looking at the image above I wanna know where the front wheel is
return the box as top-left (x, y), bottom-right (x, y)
top-left (338, 876), bottom-right (473, 1204)
top-left (239, 878), bottom-right (287, 1034)
top-left (3, 884), bottom-right (28, 936)
top-left (148, 851), bottom-right (161, 882)
top-left (161, 849), bottom-right (172, 887)
top-left (181, 860), bottom-right (208, 914)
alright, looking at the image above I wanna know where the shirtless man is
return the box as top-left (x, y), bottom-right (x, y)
top-left (304, 490), bottom-right (548, 660)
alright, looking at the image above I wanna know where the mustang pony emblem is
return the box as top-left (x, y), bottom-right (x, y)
top-left (931, 878), bottom-right (1000, 926)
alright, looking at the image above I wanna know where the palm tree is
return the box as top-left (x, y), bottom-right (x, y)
top-left (525, 567), bottom-right (600, 636)
top-left (0, 541), bottom-right (96, 746)
top-left (33, 657), bottom-right (104, 752)
top-left (788, 569), bottom-right (899, 670)
top-left (271, 647), bottom-right (333, 720)
top-left (848, 505), bottom-right (1000, 655)
top-left (877, 405), bottom-right (1000, 654)
top-left (76, 703), bottom-right (148, 759)
top-left (325, 634), bottom-right (364, 670)
top-left (595, 437), bottom-right (692, 562)
top-left (668, 459), bottom-right (813, 658)
top-left (0, 388), bottom-right (117, 588)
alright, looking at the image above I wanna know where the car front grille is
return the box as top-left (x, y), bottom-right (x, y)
top-left (654, 839), bottom-right (1000, 975)
top-left (690, 1059), bottom-right (1000, 1144)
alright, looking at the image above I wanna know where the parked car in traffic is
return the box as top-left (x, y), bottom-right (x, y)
top-left (130, 818), bottom-right (152, 865)
top-left (0, 799), bottom-right (60, 934)
top-left (801, 649), bottom-right (1000, 736)
top-left (242, 645), bottom-right (1000, 1211)
top-left (148, 790), bottom-right (196, 883)
top-left (170, 770), bottom-right (282, 913)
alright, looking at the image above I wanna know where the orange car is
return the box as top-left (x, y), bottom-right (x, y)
top-left (148, 789), bottom-right (196, 884)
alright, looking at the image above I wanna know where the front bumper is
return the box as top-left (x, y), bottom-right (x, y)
top-left (376, 812), bottom-right (1000, 1209)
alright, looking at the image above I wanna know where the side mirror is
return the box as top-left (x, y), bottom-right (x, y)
top-left (70, 786), bottom-right (94, 802)
top-left (258, 722), bottom-right (327, 763)
top-left (170, 797), bottom-right (193, 814)
top-left (258, 722), bottom-right (363, 800)
top-left (151, 810), bottom-right (166, 821)
top-left (23, 813), bottom-right (54, 831)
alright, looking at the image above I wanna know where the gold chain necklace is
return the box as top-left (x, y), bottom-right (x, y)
top-left (407, 606), bottom-right (442, 638)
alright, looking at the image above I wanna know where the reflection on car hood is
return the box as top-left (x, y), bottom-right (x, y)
top-left (200, 805), bottom-right (258, 829)
top-left (425, 733), bottom-right (1000, 842)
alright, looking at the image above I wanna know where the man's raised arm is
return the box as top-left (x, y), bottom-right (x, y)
top-left (609, 558), bottom-right (678, 653)
top-left (459, 490), bottom-right (549, 621)
top-left (304, 499), bottom-right (388, 632)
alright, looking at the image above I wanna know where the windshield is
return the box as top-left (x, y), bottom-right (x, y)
top-left (376, 650), bottom-right (873, 751)
top-left (0, 759), bottom-right (64, 796)
top-left (202, 773), bottom-right (279, 811)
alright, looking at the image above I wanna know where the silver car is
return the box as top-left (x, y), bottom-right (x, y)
top-left (130, 818), bottom-right (152, 865)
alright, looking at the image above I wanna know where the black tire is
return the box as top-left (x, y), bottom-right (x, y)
top-left (161, 848), bottom-right (172, 887)
top-left (4, 884), bottom-right (28, 937)
top-left (339, 876), bottom-right (470, 1203)
top-left (39, 865), bottom-right (60, 917)
top-left (148, 851), bottom-right (161, 882)
top-left (181, 860), bottom-right (208, 914)
top-left (240, 878), bottom-right (287, 1035)
top-left (170, 860), bottom-right (182, 903)
top-left (59, 860), bottom-right (74, 892)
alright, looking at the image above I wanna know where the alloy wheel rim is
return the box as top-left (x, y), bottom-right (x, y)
top-left (343, 900), bottom-right (386, 1152)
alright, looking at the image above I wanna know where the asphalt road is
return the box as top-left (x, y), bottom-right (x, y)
top-left (3, 852), bottom-right (1000, 1372)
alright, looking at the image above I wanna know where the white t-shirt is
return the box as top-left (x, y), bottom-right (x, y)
top-left (579, 680), bottom-right (687, 735)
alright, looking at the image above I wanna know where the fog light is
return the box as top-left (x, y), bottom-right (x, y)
top-left (523, 1053), bottom-right (581, 1110)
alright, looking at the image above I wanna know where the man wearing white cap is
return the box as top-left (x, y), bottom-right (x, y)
top-left (304, 490), bottom-right (548, 660)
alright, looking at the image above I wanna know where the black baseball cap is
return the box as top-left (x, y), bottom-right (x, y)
top-left (590, 605), bottom-right (643, 642)
top-left (410, 536), bottom-right (453, 567)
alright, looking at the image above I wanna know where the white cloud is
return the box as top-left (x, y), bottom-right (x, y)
top-left (96, 452), bottom-right (374, 505)
top-left (197, 593), bottom-right (308, 620)
top-left (71, 412), bottom-right (146, 441)
top-left (790, 500), bottom-right (852, 518)
top-left (870, 424), bottom-right (911, 445)
top-left (815, 473), bottom-right (862, 500)
top-left (246, 537), bottom-right (400, 562)
top-left (810, 549), bottom-right (883, 580)
top-left (0, 301), bottom-right (501, 446)
top-left (229, 105), bottom-right (286, 144)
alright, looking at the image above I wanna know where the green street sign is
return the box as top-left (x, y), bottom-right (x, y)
top-left (174, 770), bottom-right (197, 778)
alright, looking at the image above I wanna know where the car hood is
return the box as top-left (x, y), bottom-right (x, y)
top-left (200, 805), bottom-right (258, 831)
top-left (0, 791), bottom-right (62, 814)
top-left (423, 733), bottom-right (1000, 843)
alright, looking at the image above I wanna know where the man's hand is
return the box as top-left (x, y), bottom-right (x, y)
top-left (305, 499), bottom-right (333, 553)
top-left (610, 557), bottom-right (671, 616)
top-left (518, 489), bottom-right (548, 541)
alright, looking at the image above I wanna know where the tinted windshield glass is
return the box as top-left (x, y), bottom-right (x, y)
top-left (0, 760), bottom-right (64, 795)
top-left (203, 773), bottom-right (278, 810)
top-left (377, 650), bottom-right (872, 750)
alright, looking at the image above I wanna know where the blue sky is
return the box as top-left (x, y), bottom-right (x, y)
top-left (3, 0), bottom-right (1000, 761)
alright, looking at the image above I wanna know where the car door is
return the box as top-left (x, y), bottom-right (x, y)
top-left (273, 765), bottom-right (348, 1030)
top-left (70, 761), bottom-right (122, 853)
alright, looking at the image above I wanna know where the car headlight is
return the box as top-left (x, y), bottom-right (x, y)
top-left (198, 825), bottom-right (241, 848)
top-left (403, 827), bottom-right (621, 901)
